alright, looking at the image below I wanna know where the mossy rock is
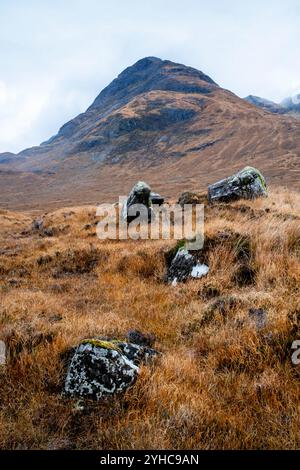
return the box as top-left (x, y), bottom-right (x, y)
top-left (208, 166), bottom-right (268, 203)
top-left (80, 339), bottom-right (122, 353)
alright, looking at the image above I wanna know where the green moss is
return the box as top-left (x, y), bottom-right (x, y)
top-left (176, 239), bottom-right (187, 251)
top-left (81, 339), bottom-right (121, 352)
top-left (243, 166), bottom-right (267, 191)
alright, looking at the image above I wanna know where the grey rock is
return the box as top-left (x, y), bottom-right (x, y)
top-left (32, 218), bottom-right (44, 231)
top-left (127, 329), bottom-right (156, 348)
top-left (122, 181), bottom-right (153, 223)
top-left (64, 339), bottom-right (159, 400)
top-left (208, 166), bottom-right (267, 203)
top-left (116, 341), bottom-right (158, 365)
top-left (64, 341), bottom-right (139, 400)
top-left (44, 227), bottom-right (54, 237)
top-left (150, 192), bottom-right (164, 206)
top-left (167, 248), bottom-right (209, 284)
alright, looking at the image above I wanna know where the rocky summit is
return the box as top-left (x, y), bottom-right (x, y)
top-left (1, 56), bottom-right (300, 210)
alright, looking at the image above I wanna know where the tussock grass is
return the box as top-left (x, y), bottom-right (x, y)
top-left (0, 188), bottom-right (300, 449)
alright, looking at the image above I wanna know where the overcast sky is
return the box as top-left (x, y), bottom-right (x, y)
top-left (0, 0), bottom-right (299, 153)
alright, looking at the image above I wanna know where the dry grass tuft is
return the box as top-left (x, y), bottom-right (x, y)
top-left (0, 188), bottom-right (300, 449)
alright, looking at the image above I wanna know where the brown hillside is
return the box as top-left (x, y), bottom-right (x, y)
top-left (1, 189), bottom-right (300, 449)
top-left (1, 57), bottom-right (300, 210)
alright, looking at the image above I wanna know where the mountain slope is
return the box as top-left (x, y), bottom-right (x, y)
top-left (1, 57), bottom-right (300, 210)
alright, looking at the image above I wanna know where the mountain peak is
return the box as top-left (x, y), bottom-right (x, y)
top-left (125, 56), bottom-right (163, 69)
top-left (2, 56), bottom-right (300, 209)
top-left (89, 57), bottom-right (217, 110)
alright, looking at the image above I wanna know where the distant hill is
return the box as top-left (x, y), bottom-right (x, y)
top-left (1, 57), bottom-right (300, 210)
top-left (244, 95), bottom-right (286, 114)
top-left (281, 94), bottom-right (300, 115)
top-left (244, 94), bottom-right (300, 116)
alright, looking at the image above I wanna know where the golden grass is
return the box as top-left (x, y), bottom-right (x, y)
top-left (0, 188), bottom-right (300, 449)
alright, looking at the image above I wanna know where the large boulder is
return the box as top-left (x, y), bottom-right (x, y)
top-left (166, 248), bottom-right (209, 284)
top-left (122, 181), bottom-right (153, 223)
top-left (64, 339), bottom-right (157, 400)
top-left (208, 166), bottom-right (267, 203)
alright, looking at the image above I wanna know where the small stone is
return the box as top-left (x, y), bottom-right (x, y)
top-left (150, 192), bottom-right (164, 206)
top-left (7, 279), bottom-right (21, 287)
top-left (32, 218), bottom-right (44, 231)
top-left (44, 228), bottom-right (54, 237)
top-left (127, 329), bottom-right (156, 348)
top-left (49, 314), bottom-right (63, 323)
top-left (167, 248), bottom-right (209, 283)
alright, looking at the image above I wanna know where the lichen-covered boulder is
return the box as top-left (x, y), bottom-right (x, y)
top-left (117, 341), bottom-right (158, 365)
top-left (166, 248), bottom-right (209, 284)
top-left (64, 339), bottom-right (158, 400)
top-left (122, 181), bottom-right (153, 223)
top-left (208, 166), bottom-right (267, 203)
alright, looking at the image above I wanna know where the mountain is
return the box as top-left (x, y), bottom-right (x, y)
top-left (1, 56), bottom-right (300, 210)
top-left (244, 94), bottom-right (300, 116)
top-left (244, 95), bottom-right (286, 114)
top-left (281, 94), bottom-right (300, 115)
